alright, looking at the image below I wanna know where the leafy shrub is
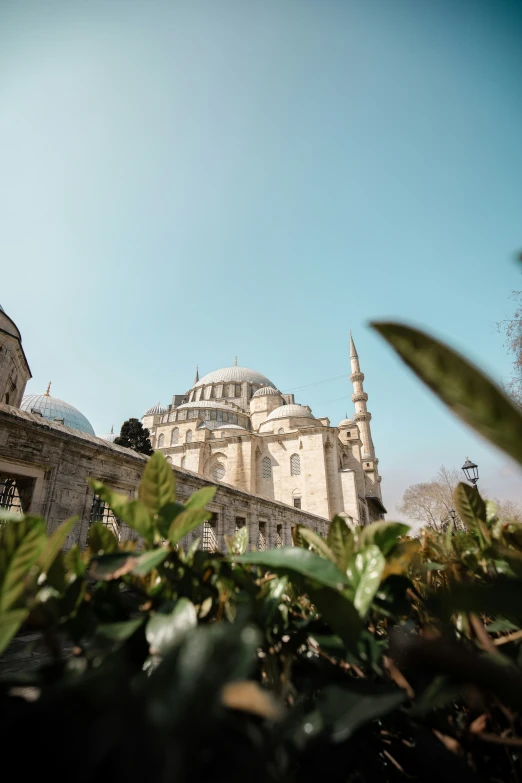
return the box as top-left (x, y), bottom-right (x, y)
top-left (1, 322), bottom-right (522, 782)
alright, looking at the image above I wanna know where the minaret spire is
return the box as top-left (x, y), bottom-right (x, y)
top-left (194, 365), bottom-right (199, 385)
top-left (349, 333), bottom-right (374, 458)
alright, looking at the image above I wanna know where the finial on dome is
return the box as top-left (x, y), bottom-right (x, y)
top-left (45, 381), bottom-right (51, 397)
top-left (234, 356), bottom-right (238, 366)
top-left (110, 425), bottom-right (114, 434)
top-left (194, 364), bottom-right (199, 384)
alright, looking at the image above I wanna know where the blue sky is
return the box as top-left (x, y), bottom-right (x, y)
top-left (1, 0), bottom-right (521, 515)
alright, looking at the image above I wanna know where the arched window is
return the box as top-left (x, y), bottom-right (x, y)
top-left (278, 428), bottom-right (284, 435)
top-left (181, 456), bottom-right (186, 468)
top-left (171, 427), bottom-right (179, 446)
top-left (186, 430), bottom-right (192, 443)
top-left (167, 456), bottom-right (173, 465)
top-left (158, 433), bottom-right (165, 448)
top-left (262, 456), bottom-right (272, 479)
top-left (290, 454), bottom-right (300, 476)
top-left (212, 462), bottom-right (226, 482)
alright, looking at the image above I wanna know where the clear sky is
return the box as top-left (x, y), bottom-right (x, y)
top-left (1, 0), bottom-right (521, 517)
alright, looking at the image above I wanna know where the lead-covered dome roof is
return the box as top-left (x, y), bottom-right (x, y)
top-left (265, 404), bottom-right (315, 421)
top-left (21, 393), bottom-right (95, 435)
top-left (194, 366), bottom-right (276, 389)
top-left (252, 386), bottom-right (281, 398)
top-left (144, 402), bottom-right (167, 416)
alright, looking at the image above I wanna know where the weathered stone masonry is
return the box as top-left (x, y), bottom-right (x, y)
top-left (0, 404), bottom-right (328, 549)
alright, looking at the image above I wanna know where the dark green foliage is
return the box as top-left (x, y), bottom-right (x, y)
top-left (114, 417), bottom-right (154, 455)
top-left (2, 325), bottom-right (522, 781)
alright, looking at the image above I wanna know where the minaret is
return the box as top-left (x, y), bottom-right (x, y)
top-left (350, 332), bottom-right (375, 459)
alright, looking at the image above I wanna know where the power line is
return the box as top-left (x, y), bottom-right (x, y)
top-left (283, 373), bottom-right (350, 393)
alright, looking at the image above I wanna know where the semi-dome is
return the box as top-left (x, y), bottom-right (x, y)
top-left (21, 393), bottom-right (95, 435)
top-left (144, 402), bottom-right (167, 416)
top-left (194, 366), bottom-right (276, 389)
top-left (265, 404), bottom-right (315, 422)
top-left (99, 426), bottom-right (117, 443)
top-left (252, 386), bottom-right (281, 398)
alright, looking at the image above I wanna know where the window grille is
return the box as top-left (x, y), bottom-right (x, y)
top-left (258, 522), bottom-right (267, 551)
top-left (158, 433), bottom-right (165, 447)
top-left (276, 525), bottom-right (283, 548)
top-left (293, 497), bottom-right (302, 509)
top-left (89, 494), bottom-right (120, 539)
top-left (290, 454), bottom-right (301, 476)
top-left (171, 428), bottom-right (179, 446)
top-left (212, 462), bottom-right (225, 481)
top-left (222, 412), bottom-right (228, 422)
top-left (202, 520), bottom-right (218, 552)
top-left (235, 384), bottom-right (241, 397)
top-left (210, 410), bottom-right (216, 420)
top-left (186, 430), bottom-right (192, 443)
top-left (262, 456), bottom-right (272, 478)
top-left (217, 411), bottom-right (223, 421)
top-left (0, 476), bottom-right (23, 514)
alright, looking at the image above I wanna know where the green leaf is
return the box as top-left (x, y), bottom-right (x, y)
top-left (184, 486), bottom-right (217, 510)
top-left (156, 501), bottom-right (186, 538)
top-left (371, 321), bottom-right (522, 468)
top-left (226, 526), bottom-right (249, 556)
top-left (38, 516), bottom-right (78, 575)
top-left (98, 617), bottom-right (145, 640)
top-left (131, 548), bottom-right (168, 576)
top-left (64, 544), bottom-right (87, 576)
top-left (90, 552), bottom-right (138, 581)
top-left (308, 586), bottom-right (362, 650)
top-left (327, 516), bottom-right (353, 572)
top-left (234, 548), bottom-right (348, 590)
top-left (90, 480), bottom-right (154, 543)
top-left (454, 483), bottom-right (487, 533)
top-left (348, 545), bottom-right (385, 617)
top-left (357, 521), bottom-right (410, 556)
top-left (146, 598), bottom-right (197, 655)
top-left (316, 682), bottom-right (406, 742)
top-left (87, 521), bottom-right (119, 554)
top-left (0, 518), bottom-right (47, 611)
top-left (429, 579), bottom-right (522, 622)
top-left (139, 451), bottom-right (176, 514)
top-left (0, 609), bottom-right (28, 655)
top-left (298, 526), bottom-right (337, 563)
top-left (168, 508), bottom-right (211, 547)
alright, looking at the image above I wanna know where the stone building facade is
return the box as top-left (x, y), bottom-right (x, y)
top-left (0, 404), bottom-right (327, 550)
top-left (0, 304), bottom-right (31, 408)
top-left (0, 301), bottom-right (385, 548)
top-left (142, 336), bottom-right (385, 526)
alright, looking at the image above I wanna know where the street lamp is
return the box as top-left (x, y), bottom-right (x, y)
top-left (462, 457), bottom-right (479, 488)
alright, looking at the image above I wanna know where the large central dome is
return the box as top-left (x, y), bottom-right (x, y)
top-left (194, 366), bottom-right (276, 389)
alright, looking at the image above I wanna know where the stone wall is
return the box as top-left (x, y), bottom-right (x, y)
top-left (0, 404), bottom-right (328, 550)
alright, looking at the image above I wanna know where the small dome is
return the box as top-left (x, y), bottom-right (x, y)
top-left (252, 386), bottom-right (281, 398)
top-left (265, 404), bottom-right (315, 422)
top-left (99, 426), bottom-right (117, 443)
top-left (194, 366), bottom-right (276, 389)
top-left (338, 418), bottom-right (354, 427)
top-left (21, 393), bottom-right (95, 435)
top-left (144, 402), bottom-right (167, 416)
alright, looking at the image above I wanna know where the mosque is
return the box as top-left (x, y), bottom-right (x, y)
top-left (1, 302), bottom-right (385, 528)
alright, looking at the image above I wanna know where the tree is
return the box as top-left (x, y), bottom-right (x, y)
top-left (497, 287), bottom-right (522, 406)
top-left (397, 465), bottom-right (463, 531)
top-left (114, 418), bottom-right (154, 455)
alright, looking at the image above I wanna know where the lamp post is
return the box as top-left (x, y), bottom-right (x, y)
top-left (462, 457), bottom-right (479, 489)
